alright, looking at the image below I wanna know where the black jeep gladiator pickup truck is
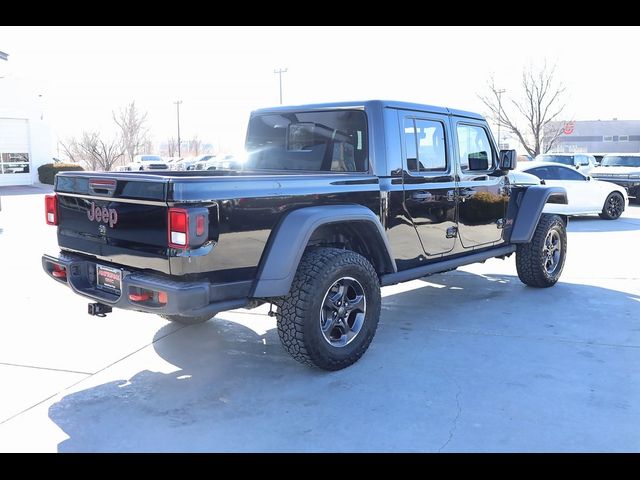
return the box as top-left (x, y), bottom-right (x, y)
top-left (42, 100), bottom-right (568, 370)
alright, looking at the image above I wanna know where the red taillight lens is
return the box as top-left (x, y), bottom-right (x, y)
top-left (128, 288), bottom-right (168, 305)
top-left (158, 291), bottom-right (168, 304)
top-left (129, 292), bottom-right (152, 302)
top-left (196, 214), bottom-right (205, 236)
top-left (45, 194), bottom-right (58, 225)
top-left (168, 208), bottom-right (189, 248)
top-left (51, 263), bottom-right (67, 279)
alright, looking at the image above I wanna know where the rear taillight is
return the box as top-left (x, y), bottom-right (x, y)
top-left (168, 208), bottom-right (189, 248)
top-left (45, 194), bottom-right (58, 225)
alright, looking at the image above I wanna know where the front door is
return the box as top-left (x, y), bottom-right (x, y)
top-left (401, 114), bottom-right (457, 256)
top-left (453, 121), bottom-right (508, 249)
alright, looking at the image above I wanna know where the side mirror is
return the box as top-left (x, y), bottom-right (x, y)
top-left (499, 149), bottom-right (517, 170)
top-left (586, 175), bottom-right (591, 181)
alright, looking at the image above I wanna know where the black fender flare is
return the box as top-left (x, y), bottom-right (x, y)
top-left (509, 186), bottom-right (568, 243)
top-left (251, 205), bottom-right (396, 298)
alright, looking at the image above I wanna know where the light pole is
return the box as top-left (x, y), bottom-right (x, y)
top-left (496, 88), bottom-right (506, 149)
top-left (174, 100), bottom-right (183, 156)
top-left (274, 68), bottom-right (288, 105)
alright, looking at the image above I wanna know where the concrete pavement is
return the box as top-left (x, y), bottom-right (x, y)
top-left (0, 187), bottom-right (638, 452)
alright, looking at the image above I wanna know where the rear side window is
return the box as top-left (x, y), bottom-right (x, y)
top-left (245, 110), bottom-right (368, 172)
top-left (456, 124), bottom-right (495, 171)
top-left (403, 118), bottom-right (447, 173)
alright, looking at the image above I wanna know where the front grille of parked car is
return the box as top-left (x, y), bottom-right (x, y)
top-left (147, 164), bottom-right (168, 169)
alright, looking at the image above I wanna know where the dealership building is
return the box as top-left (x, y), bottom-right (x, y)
top-left (549, 119), bottom-right (640, 154)
top-left (0, 51), bottom-right (53, 186)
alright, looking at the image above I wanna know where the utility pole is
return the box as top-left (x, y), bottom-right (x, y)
top-left (274, 68), bottom-right (288, 105)
top-left (496, 88), bottom-right (506, 149)
top-left (174, 100), bottom-right (183, 156)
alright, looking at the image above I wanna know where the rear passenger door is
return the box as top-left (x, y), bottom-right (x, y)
top-left (400, 113), bottom-right (457, 256)
top-left (453, 121), bottom-right (509, 248)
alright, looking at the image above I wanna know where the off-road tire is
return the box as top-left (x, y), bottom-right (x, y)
top-left (599, 192), bottom-right (624, 220)
top-left (516, 214), bottom-right (567, 288)
top-left (160, 313), bottom-right (213, 325)
top-left (276, 248), bottom-right (381, 371)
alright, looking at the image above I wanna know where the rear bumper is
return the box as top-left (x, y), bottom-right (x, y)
top-left (42, 252), bottom-right (249, 318)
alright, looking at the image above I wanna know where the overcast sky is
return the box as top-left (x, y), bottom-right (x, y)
top-left (2, 26), bottom-right (639, 152)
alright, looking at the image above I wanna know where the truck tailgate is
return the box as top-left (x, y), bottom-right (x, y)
top-left (55, 173), bottom-right (171, 273)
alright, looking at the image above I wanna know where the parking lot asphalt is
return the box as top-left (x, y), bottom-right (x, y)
top-left (0, 185), bottom-right (638, 452)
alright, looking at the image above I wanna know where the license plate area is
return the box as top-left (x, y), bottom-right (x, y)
top-left (96, 264), bottom-right (122, 294)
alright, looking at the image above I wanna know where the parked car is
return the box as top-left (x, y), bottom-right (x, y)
top-left (206, 154), bottom-right (242, 170)
top-left (534, 153), bottom-right (597, 175)
top-left (518, 161), bottom-right (628, 219)
top-left (192, 155), bottom-right (218, 171)
top-left (172, 157), bottom-right (200, 171)
top-left (128, 154), bottom-right (169, 171)
top-left (589, 154), bottom-right (640, 203)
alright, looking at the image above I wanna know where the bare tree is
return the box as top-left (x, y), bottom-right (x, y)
top-left (59, 137), bottom-right (84, 164)
top-left (113, 101), bottom-right (150, 162)
top-left (65, 131), bottom-right (124, 171)
top-left (479, 64), bottom-right (567, 157)
top-left (188, 135), bottom-right (202, 156)
top-left (166, 137), bottom-right (178, 157)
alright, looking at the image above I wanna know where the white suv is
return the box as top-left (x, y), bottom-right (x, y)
top-left (129, 155), bottom-right (169, 171)
top-left (534, 153), bottom-right (597, 175)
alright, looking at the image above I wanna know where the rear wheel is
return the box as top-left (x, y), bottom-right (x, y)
top-left (516, 214), bottom-right (567, 288)
top-left (160, 314), bottom-right (213, 325)
top-left (276, 248), bottom-right (381, 371)
top-left (599, 192), bottom-right (624, 220)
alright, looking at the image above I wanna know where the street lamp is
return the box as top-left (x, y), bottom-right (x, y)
top-left (496, 88), bottom-right (506, 149)
top-left (174, 100), bottom-right (183, 157)
top-left (274, 68), bottom-right (288, 105)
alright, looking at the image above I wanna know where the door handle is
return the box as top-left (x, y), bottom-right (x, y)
top-left (412, 191), bottom-right (433, 201)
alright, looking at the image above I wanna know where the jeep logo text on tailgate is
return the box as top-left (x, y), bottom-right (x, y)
top-left (87, 202), bottom-right (118, 227)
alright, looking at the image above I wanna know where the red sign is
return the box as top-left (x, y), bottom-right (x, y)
top-left (563, 121), bottom-right (575, 135)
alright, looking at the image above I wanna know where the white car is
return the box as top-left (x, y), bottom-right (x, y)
top-left (129, 154), bottom-right (169, 171)
top-left (517, 161), bottom-right (628, 220)
top-left (534, 153), bottom-right (597, 175)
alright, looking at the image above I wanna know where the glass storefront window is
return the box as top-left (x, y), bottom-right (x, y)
top-left (0, 153), bottom-right (30, 174)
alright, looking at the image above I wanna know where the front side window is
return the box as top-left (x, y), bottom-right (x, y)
top-left (529, 166), bottom-right (584, 181)
top-left (528, 167), bottom-right (553, 180)
top-left (456, 124), bottom-right (494, 171)
top-left (0, 152), bottom-right (30, 175)
top-left (244, 110), bottom-right (368, 172)
top-left (403, 118), bottom-right (447, 173)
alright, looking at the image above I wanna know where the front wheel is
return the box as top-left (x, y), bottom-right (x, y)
top-left (276, 248), bottom-right (381, 371)
top-left (516, 214), bottom-right (567, 288)
top-left (599, 192), bottom-right (624, 220)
